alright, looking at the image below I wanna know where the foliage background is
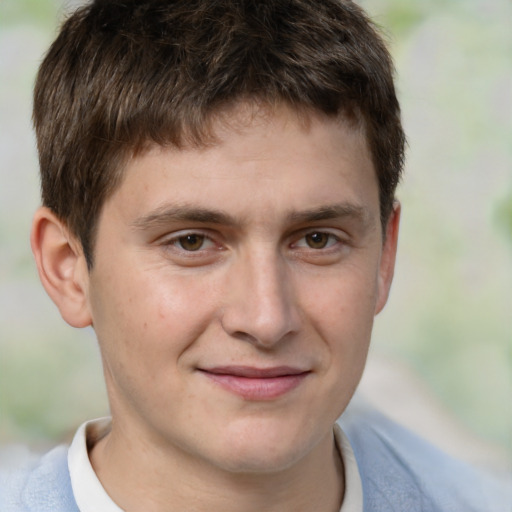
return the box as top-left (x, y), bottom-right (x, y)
top-left (1, 0), bottom-right (511, 465)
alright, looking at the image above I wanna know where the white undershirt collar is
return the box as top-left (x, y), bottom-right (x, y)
top-left (68, 418), bottom-right (363, 512)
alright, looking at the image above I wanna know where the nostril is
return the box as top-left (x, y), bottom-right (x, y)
top-left (232, 330), bottom-right (259, 344)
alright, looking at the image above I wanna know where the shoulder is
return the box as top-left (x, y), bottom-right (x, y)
top-left (0, 444), bottom-right (79, 512)
top-left (338, 400), bottom-right (512, 512)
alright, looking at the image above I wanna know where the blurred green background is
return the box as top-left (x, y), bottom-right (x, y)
top-left (1, 0), bottom-right (511, 467)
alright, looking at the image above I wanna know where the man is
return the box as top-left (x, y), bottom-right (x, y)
top-left (1, 0), bottom-right (508, 510)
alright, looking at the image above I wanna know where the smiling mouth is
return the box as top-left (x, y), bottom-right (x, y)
top-left (198, 366), bottom-right (310, 400)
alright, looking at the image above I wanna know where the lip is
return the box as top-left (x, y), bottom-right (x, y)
top-left (199, 366), bottom-right (310, 400)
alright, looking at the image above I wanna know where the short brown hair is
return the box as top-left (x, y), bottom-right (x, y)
top-left (33, 0), bottom-right (405, 268)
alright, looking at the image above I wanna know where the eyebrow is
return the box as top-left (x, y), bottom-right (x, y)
top-left (286, 204), bottom-right (371, 226)
top-left (131, 202), bottom-right (373, 231)
top-left (131, 205), bottom-right (237, 230)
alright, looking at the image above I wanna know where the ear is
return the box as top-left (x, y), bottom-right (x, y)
top-left (375, 201), bottom-right (401, 315)
top-left (31, 207), bottom-right (92, 328)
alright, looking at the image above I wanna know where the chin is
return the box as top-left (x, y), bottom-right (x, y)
top-left (216, 446), bottom-right (303, 475)
top-left (208, 420), bottom-right (315, 475)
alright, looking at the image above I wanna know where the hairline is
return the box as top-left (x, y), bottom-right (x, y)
top-left (80, 101), bottom-right (385, 269)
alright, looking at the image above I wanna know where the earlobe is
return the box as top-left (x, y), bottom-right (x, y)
top-left (31, 207), bottom-right (92, 328)
top-left (375, 201), bottom-right (401, 315)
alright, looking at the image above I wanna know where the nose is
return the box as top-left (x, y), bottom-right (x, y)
top-left (220, 250), bottom-right (301, 348)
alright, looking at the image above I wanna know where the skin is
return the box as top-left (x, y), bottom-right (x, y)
top-left (31, 103), bottom-right (400, 512)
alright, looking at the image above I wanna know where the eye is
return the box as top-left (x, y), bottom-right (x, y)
top-left (160, 231), bottom-right (217, 253)
top-left (295, 231), bottom-right (339, 250)
top-left (304, 232), bottom-right (333, 249)
top-left (289, 230), bottom-right (349, 265)
top-left (176, 233), bottom-right (207, 251)
top-left (157, 229), bottom-right (225, 267)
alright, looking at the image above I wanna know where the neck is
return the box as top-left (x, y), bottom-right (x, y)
top-left (89, 421), bottom-right (344, 512)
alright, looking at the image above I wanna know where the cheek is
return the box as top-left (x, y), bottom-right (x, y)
top-left (301, 265), bottom-right (378, 386)
top-left (90, 268), bottom-right (218, 364)
top-left (304, 263), bottom-right (379, 334)
top-left (89, 273), bottom-right (212, 412)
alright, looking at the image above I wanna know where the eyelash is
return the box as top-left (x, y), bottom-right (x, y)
top-left (158, 229), bottom-right (348, 266)
top-left (291, 231), bottom-right (342, 250)
top-left (160, 231), bottom-right (218, 253)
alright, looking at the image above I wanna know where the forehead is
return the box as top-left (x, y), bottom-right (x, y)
top-left (103, 103), bottom-right (378, 228)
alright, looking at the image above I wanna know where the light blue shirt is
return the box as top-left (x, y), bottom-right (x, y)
top-left (1, 402), bottom-right (510, 511)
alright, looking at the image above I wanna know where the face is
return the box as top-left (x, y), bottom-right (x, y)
top-left (83, 104), bottom-right (398, 475)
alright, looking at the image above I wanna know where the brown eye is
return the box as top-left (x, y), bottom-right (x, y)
top-left (178, 234), bottom-right (205, 251)
top-left (305, 232), bottom-right (330, 249)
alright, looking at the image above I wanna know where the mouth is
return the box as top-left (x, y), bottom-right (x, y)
top-left (198, 366), bottom-right (310, 400)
